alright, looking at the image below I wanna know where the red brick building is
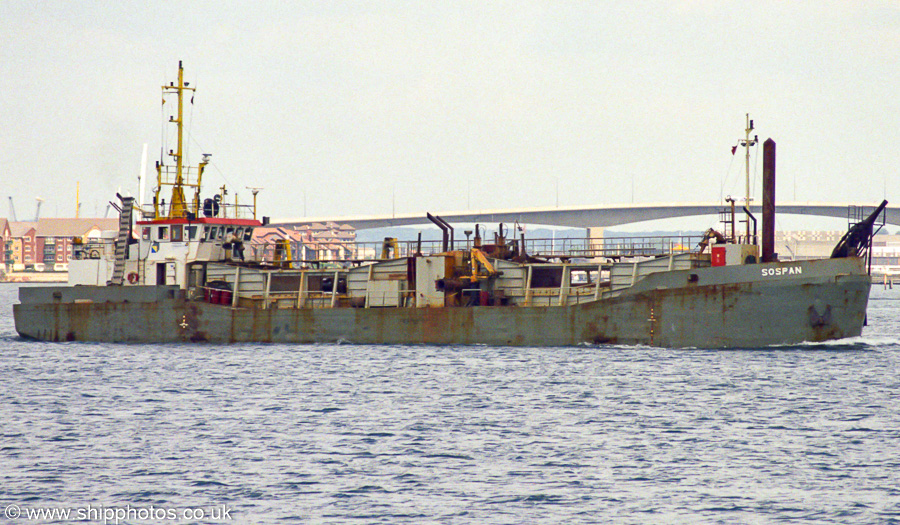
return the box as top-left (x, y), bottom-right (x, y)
top-left (3, 218), bottom-right (118, 271)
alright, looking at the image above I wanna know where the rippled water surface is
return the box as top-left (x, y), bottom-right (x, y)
top-left (2, 283), bottom-right (900, 524)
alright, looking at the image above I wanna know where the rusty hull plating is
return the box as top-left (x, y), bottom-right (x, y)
top-left (15, 257), bottom-right (871, 349)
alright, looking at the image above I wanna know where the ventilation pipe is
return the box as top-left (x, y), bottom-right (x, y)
top-left (426, 213), bottom-right (454, 252)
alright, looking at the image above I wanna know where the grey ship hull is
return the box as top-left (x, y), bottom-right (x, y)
top-left (14, 257), bottom-right (870, 348)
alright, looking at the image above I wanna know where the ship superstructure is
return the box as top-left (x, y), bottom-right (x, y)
top-left (69, 62), bottom-right (262, 290)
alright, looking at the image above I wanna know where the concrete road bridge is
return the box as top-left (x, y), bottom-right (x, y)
top-left (273, 201), bottom-right (895, 230)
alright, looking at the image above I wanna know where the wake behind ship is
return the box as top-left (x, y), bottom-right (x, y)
top-left (13, 65), bottom-right (887, 348)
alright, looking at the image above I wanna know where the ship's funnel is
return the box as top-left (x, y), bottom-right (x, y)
top-left (761, 138), bottom-right (776, 263)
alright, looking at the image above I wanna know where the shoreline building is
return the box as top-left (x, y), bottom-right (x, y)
top-left (250, 222), bottom-right (357, 263)
top-left (2, 218), bottom-right (118, 273)
top-left (776, 230), bottom-right (900, 276)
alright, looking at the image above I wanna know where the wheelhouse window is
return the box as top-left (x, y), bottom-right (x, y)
top-left (243, 228), bottom-right (253, 241)
top-left (206, 226), bottom-right (218, 241)
top-left (142, 227), bottom-right (151, 240)
top-left (158, 226), bottom-right (169, 241)
top-left (186, 225), bottom-right (198, 240)
top-left (171, 225), bottom-right (183, 242)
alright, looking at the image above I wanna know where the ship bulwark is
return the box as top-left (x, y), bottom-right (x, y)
top-left (14, 258), bottom-right (870, 348)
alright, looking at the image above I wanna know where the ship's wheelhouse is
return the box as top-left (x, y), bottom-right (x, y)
top-left (130, 217), bottom-right (261, 287)
top-left (139, 222), bottom-right (255, 245)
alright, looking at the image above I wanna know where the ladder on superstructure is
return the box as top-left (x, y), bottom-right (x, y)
top-left (107, 195), bottom-right (134, 285)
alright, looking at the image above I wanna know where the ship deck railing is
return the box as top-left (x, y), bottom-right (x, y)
top-left (197, 254), bottom-right (709, 311)
top-left (196, 276), bottom-right (632, 310)
top-left (247, 234), bottom-right (705, 267)
top-left (135, 201), bottom-right (256, 221)
top-left (195, 282), bottom-right (610, 310)
top-left (197, 283), bottom-right (420, 310)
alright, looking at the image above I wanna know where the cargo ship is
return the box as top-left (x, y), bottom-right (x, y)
top-left (13, 65), bottom-right (886, 348)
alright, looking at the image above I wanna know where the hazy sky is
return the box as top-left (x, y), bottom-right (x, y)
top-left (2, 1), bottom-right (897, 230)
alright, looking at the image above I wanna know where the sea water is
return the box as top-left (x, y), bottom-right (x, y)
top-left (1, 283), bottom-right (898, 524)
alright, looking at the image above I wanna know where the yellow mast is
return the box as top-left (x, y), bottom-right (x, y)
top-left (154, 62), bottom-right (208, 220)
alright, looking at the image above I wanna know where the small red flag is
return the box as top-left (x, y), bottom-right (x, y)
top-left (731, 145), bottom-right (737, 155)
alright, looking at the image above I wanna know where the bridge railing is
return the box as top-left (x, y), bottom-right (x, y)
top-left (524, 235), bottom-right (702, 259)
top-left (247, 235), bottom-right (705, 266)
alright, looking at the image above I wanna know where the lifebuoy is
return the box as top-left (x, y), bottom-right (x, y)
top-left (126, 272), bottom-right (139, 284)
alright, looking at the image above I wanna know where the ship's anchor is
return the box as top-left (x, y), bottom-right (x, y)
top-left (807, 304), bottom-right (832, 328)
